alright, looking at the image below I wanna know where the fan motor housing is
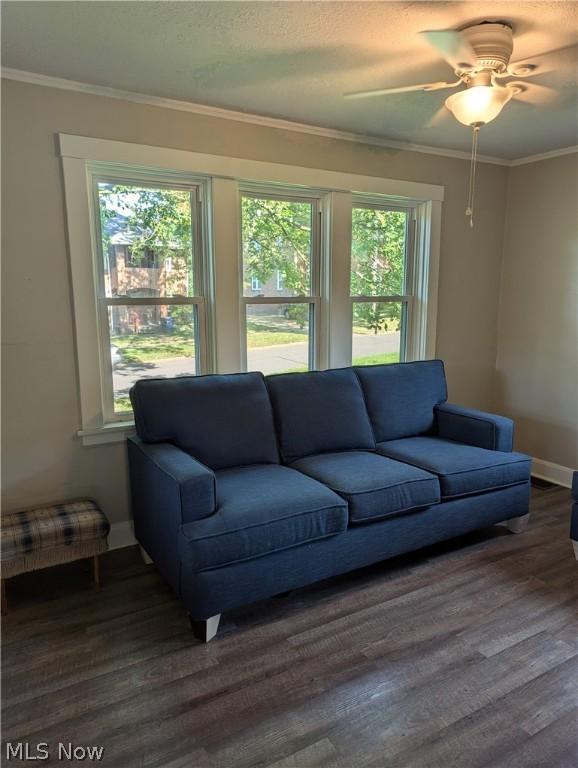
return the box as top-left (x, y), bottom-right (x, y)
top-left (460, 22), bottom-right (514, 73)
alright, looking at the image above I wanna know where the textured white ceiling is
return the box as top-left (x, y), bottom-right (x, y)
top-left (2, 1), bottom-right (577, 159)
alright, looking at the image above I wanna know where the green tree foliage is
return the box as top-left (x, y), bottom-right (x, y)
top-left (241, 197), bottom-right (311, 295)
top-left (99, 188), bottom-right (407, 336)
top-left (351, 208), bottom-right (406, 334)
top-left (99, 184), bottom-right (192, 258)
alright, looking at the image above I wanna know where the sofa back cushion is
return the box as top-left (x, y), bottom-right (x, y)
top-left (130, 373), bottom-right (279, 470)
top-left (355, 360), bottom-right (448, 442)
top-left (266, 368), bottom-right (375, 463)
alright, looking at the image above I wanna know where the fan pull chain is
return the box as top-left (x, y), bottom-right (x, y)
top-left (466, 125), bottom-right (481, 228)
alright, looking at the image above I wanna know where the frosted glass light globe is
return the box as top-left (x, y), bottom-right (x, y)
top-left (445, 85), bottom-right (513, 126)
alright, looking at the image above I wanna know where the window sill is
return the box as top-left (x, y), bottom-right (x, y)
top-left (78, 421), bottom-right (136, 446)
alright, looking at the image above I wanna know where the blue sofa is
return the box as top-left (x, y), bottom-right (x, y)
top-left (570, 472), bottom-right (578, 560)
top-left (128, 360), bottom-right (531, 641)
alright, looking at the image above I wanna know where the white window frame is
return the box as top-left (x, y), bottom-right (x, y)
top-left (250, 276), bottom-right (262, 292)
top-left (90, 170), bottom-right (210, 423)
top-left (276, 270), bottom-right (284, 292)
top-left (350, 198), bottom-right (416, 364)
top-left (60, 134), bottom-right (442, 445)
top-left (239, 186), bottom-right (328, 373)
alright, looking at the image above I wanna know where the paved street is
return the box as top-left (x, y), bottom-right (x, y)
top-left (113, 332), bottom-right (400, 396)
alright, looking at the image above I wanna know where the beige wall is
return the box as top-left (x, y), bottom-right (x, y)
top-left (495, 154), bottom-right (578, 469)
top-left (1, 79), bottom-right (509, 523)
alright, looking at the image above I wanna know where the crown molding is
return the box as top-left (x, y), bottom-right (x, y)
top-left (3, 67), bottom-right (576, 168)
top-left (2, 67), bottom-right (509, 166)
top-left (508, 145), bottom-right (578, 167)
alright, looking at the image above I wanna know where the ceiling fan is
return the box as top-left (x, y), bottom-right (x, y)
top-left (344, 21), bottom-right (555, 227)
top-left (345, 21), bottom-right (546, 126)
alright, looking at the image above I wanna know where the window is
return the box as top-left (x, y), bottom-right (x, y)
top-left (350, 203), bottom-right (413, 366)
top-left (94, 179), bottom-right (208, 419)
top-left (241, 191), bottom-right (322, 375)
top-left (61, 134), bottom-right (441, 443)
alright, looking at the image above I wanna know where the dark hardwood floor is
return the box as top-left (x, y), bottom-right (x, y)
top-left (2, 485), bottom-right (577, 767)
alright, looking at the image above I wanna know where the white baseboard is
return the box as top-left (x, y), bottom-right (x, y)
top-left (108, 520), bottom-right (137, 550)
top-left (531, 458), bottom-right (575, 489)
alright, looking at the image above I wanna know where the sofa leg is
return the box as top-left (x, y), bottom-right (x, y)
top-left (139, 545), bottom-right (153, 565)
top-left (572, 540), bottom-right (578, 561)
top-left (189, 614), bottom-right (221, 643)
top-left (507, 513), bottom-right (530, 534)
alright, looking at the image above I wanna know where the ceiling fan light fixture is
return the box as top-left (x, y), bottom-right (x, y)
top-left (445, 84), bottom-right (513, 126)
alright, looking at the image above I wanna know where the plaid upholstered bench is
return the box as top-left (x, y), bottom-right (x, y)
top-left (1, 499), bottom-right (110, 613)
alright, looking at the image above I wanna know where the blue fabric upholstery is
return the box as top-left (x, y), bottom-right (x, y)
top-left (436, 403), bottom-right (514, 452)
top-left (179, 465), bottom-right (348, 571)
top-left (354, 360), bottom-right (447, 442)
top-left (377, 437), bottom-right (531, 499)
top-left (266, 368), bottom-right (375, 463)
top-left (181, 483), bottom-right (531, 619)
top-left (130, 373), bottom-right (279, 470)
top-left (128, 437), bottom-right (217, 593)
top-left (570, 472), bottom-right (578, 541)
top-left (291, 451), bottom-right (440, 524)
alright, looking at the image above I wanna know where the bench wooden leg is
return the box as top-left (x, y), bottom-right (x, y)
top-left (92, 555), bottom-right (100, 590)
top-left (1, 579), bottom-right (7, 615)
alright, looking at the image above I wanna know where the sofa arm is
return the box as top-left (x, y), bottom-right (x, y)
top-left (127, 437), bottom-right (216, 594)
top-left (128, 437), bottom-right (216, 524)
top-left (435, 403), bottom-right (514, 452)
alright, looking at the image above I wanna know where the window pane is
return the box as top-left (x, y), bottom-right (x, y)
top-left (246, 304), bottom-right (310, 375)
top-left (351, 208), bottom-right (407, 297)
top-left (109, 304), bottom-right (196, 413)
top-left (97, 183), bottom-right (195, 298)
top-left (352, 301), bottom-right (403, 366)
top-left (242, 196), bottom-right (312, 297)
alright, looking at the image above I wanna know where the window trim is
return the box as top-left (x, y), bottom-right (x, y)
top-left (60, 134), bottom-right (442, 445)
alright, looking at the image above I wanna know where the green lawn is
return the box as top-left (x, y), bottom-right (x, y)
top-left (112, 317), bottom-right (309, 366)
top-left (112, 331), bottom-right (193, 363)
top-left (246, 317), bottom-right (308, 347)
top-left (112, 315), bottom-right (398, 367)
top-left (114, 395), bottom-right (133, 412)
top-left (352, 352), bottom-right (399, 366)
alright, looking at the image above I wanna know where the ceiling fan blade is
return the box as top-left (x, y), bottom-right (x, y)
top-left (509, 82), bottom-right (560, 106)
top-left (506, 44), bottom-right (578, 77)
top-left (424, 104), bottom-right (450, 129)
top-left (421, 30), bottom-right (476, 70)
top-left (344, 80), bottom-right (460, 99)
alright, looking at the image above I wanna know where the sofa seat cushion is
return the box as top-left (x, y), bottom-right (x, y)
top-left (376, 437), bottom-right (531, 500)
top-left (291, 451), bottom-right (440, 524)
top-left (179, 465), bottom-right (348, 571)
